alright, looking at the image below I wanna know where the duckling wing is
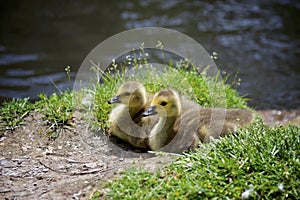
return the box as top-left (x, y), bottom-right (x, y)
top-left (224, 108), bottom-right (255, 127)
top-left (197, 108), bottom-right (255, 142)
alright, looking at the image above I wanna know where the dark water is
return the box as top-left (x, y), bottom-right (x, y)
top-left (0, 0), bottom-right (299, 109)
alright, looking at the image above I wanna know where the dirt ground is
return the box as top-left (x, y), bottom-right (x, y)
top-left (0, 109), bottom-right (299, 199)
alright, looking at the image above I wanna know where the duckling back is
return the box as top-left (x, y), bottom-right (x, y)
top-left (197, 108), bottom-right (255, 142)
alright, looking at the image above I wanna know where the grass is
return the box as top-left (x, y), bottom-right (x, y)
top-left (0, 89), bottom-right (74, 138)
top-left (0, 97), bottom-right (34, 130)
top-left (35, 90), bottom-right (73, 138)
top-left (89, 59), bottom-right (249, 132)
top-left (86, 54), bottom-right (299, 199)
top-left (95, 121), bottom-right (300, 199)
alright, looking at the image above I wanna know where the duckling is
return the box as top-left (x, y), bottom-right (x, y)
top-left (142, 89), bottom-right (255, 153)
top-left (108, 81), bottom-right (156, 149)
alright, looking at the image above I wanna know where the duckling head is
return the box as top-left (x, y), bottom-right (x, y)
top-left (108, 81), bottom-right (147, 108)
top-left (143, 89), bottom-right (181, 117)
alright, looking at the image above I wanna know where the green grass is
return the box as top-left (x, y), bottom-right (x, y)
top-left (0, 97), bottom-right (34, 130)
top-left (35, 90), bottom-right (73, 138)
top-left (89, 60), bottom-right (249, 132)
top-left (88, 59), bottom-right (299, 199)
top-left (0, 89), bottom-right (74, 139)
top-left (96, 121), bottom-right (299, 199)
top-left (87, 56), bottom-right (298, 199)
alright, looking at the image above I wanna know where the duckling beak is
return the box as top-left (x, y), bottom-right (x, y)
top-left (142, 106), bottom-right (157, 116)
top-left (108, 95), bottom-right (121, 104)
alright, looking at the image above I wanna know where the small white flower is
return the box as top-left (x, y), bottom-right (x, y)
top-left (241, 189), bottom-right (251, 199)
top-left (186, 162), bottom-right (193, 167)
top-left (241, 187), bottom-right (254, 200)
top-left (278, 183), bottom-right (284, 191)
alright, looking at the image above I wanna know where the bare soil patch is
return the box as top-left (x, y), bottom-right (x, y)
top-left (0, 111), bottom-right (171, 199)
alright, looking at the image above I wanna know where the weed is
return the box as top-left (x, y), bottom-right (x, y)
top-left (36, 90), bottom-right (73, 138)
top-left (0, 98), bottom-right (34, 130)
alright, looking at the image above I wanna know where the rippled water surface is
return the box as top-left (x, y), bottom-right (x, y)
top-left (0, 0), bottom-right (299, 109)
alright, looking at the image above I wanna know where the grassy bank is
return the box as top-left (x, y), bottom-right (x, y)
top-left (89, 60), bottom-right (298, 199)
top-left (0, 58), bottom-right (299, 199)
top-left (95, 122), bottom-right (299, 199)
top-left (90, 60), bottom-right (249, 132)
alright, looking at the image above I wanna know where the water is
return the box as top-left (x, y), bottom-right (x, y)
top-left (0, 0), bottom-right (299, 109)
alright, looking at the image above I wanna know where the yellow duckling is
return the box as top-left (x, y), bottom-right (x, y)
top-left (108, 81), bottom-right (156, 149)
top-left (142, 89), bottom-right (255, 153)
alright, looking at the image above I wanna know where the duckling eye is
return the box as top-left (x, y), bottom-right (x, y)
top-left (124, 92), bottom-right (131, 96)
top-left (160, 101), bottom-right (167, 106)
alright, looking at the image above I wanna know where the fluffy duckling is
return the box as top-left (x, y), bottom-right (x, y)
top-left (108, 81), bottom-right (156, 149)
top-left (143, 89), bottom-right (255, 153)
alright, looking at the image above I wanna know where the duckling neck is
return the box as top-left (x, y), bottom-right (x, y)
top-left (129, 104), bottom-right (145, 119)
top-left (128, 97), bottom-right (146, 118)
top-left (149, 115), bottom-right (177, 151)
